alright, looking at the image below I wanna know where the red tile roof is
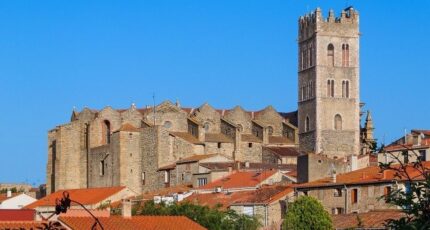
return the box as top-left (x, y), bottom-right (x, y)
top-left (115, 123), bottom-right (140, 132)
top-left (0, 209), bottom-right (35, 221)
top-left (59, 216), bottom-right (206, 230)
top-left (0, 193), bottom-right (18, 202)
top-left (25, 186), bottom-right (126, 209)
top-left (297, 161), bottom-right (430, 189)
top-left (198, 170), bottom-right (277, 190)
top-left (264, 146), bottom-right (300, 157)
top-left (332, 210), bottom-right (405, 229)
top-left (186, 186), bottom-right (292, 209)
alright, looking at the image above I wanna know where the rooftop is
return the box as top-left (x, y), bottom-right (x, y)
top-left (59, 216), bottom-right (206, 230)
top-left (25, 186), bottom-right (126, 209)
top-left (198, 170), bottom-right (278, 190)
top-left (264, 146), bottom-right (300, 157)
top-left (332, 210), bottom-right (405, 229)
top-left (297, 161), bottom-right (430, 189)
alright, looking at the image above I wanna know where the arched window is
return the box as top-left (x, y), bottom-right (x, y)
top-left (334, 114), bottom-right (342, 130)
top-left (327, 44), bottom-right (334, 67)
top-left (342, 44), bottom-right (349, 67)
top-left (346, 81), bottom-right (349, 98)
top-left (103, 120), bottom-right (111, 144)
top-left (309, 43), bottom-right (314, 67)
top-left (305, 116), bottom-right (310, 132)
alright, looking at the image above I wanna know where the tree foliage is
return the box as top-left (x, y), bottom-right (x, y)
top-left (135, 201), bottom-right (261, 230)
top-left (283, 196), bottom-right (333, 230)
top-left (379, 149), bottom-right (430, 229)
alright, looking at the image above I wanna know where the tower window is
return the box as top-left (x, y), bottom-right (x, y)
top-left (327, 44), bottom-right (334, 67)
top-left (103, 120), bottom-right (111, 144)
top-left (342, 80), bottom-right (350, 98)
top-left (305, 116), bottom-right (310, 132)
top-left (268, 126), bottom-right (274, 136)
top-left (334, 114), bottom-right (342, 130)
top-left (309, 43), bottom-right (314, 67)
top-left (327, 79), bottom-right (335, 97)
top-left (342, 44), bottom-right (349, 67)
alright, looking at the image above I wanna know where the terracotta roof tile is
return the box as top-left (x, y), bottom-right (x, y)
top-left (158, 163), bottom-right (176, 171)
top-left (59, 216), bottom-right (206, 230)
top-left (332, 210), bottom-right (405, 229)
top-left (205, 133), bottom-right (234, 143)
top-left (0, 209), bottom-right (35, 221)
top-left (25, 186), bottom-right (126, 209)
top-left (297, 161), bottom-right (430, 188)
top-left (170, 132), bottom-right (203, 145)
top-left (198, 170), bottom-right (277, 190)
top-left (0, 193), bottom-right (19, 202)
top-left (0, 221), bottom-right (55, 229)
top-left (264, 146), bottom-right (300, 157)
top-left (199, 162), bottom-right (296, 171)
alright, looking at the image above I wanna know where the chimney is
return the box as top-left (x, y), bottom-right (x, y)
top-left (6, 189), bottom-right (12, 198)
top-left (122, 199), bottom-right (132, 218)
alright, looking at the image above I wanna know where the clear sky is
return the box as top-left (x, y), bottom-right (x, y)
top-left (0, 0), bottom-right (429, 185)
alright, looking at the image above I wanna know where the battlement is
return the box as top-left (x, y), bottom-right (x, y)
top-left (299, 7), bottom-right (359, 32)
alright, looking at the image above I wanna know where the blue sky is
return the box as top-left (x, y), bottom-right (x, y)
top-left (0, 0), bottom-right (429, 185)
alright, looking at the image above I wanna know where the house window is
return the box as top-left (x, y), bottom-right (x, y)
top-left (402, 151), bottom-right (409, 163)
top-left (419, 150), bottom-right (427, 161)
top-left (342, 44), bottom-right (349, 67)
top-left (351, 188), bottom-right (358, 204)
top-left (99, 160), bottom-right (105, 176)
top-left (218, 142), bottom-right (222, 148)
top-left (327, 44), bottom-right (334, 67)
top-left (384, 186), bottom-right (392, 203)
top-left (305, 116), bottom-right (310, 132)
top-left (334, 114), bottom-right (342, 130)
top-left (248, 143), bottom-right (253, 148)
top-left (142, 172), bottom-right (146, 185)
top-left (334, 188), bottom-right (343, 197)
top-left (198, 178), bottom-right (208, 187)
top-left (243, 206), bottom-right (254, 217)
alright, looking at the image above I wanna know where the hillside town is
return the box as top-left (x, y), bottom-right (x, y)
top-left (0, 6), bottom-right (429, 230)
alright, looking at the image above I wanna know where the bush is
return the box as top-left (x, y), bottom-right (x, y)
top-left (284, 196), bottom-right (333, 230)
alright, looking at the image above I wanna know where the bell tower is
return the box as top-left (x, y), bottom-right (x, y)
top-left (298, 7), bottom-right (360, 158)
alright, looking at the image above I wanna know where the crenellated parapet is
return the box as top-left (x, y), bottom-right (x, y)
top-left (299, 7), bottom-right (359, 42)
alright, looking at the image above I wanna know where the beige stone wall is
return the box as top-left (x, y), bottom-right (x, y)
top-left (305, 183), bottom-right (397, 214)
top-left (238, 142), bottom-right (262, 163)
top-left (205, 143), bottom-right (235, 158)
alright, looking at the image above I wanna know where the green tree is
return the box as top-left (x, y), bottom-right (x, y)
top-left (135, 201), bottom-right (261, 230)
top-left (379, 149), bottom-right (430, 229)
top-left (283, 196), bottom-right (333, 230)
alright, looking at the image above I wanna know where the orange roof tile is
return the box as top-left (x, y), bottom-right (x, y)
top-left (25, 186), bottom-right (126, 209)
top-left (297, 161), bottom-right (430, 188)
top-left (0, 209), bottom-right (35, 221)
top-left (0, 221), bottom-right (57, 229)
top-left (332, 210), bottom-right (405, 229)
top-left (198, 170), bottom-right (277, 190)
top-left (59, 216), bottom-right (206, 230)
top-left (0, 193), bottom-right (19, 202)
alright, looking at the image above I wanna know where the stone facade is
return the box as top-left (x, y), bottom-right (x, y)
top-left (298, 8), bottom-right (361, 158)
top-left (47, 101), bottom-right (298, 194)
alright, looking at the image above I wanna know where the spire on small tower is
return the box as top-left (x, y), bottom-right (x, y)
top-left (365, 110), bottom-right (374, 129)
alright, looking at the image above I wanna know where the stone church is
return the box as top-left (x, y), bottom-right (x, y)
top-left (46, 7), bottom-right (375, 194)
